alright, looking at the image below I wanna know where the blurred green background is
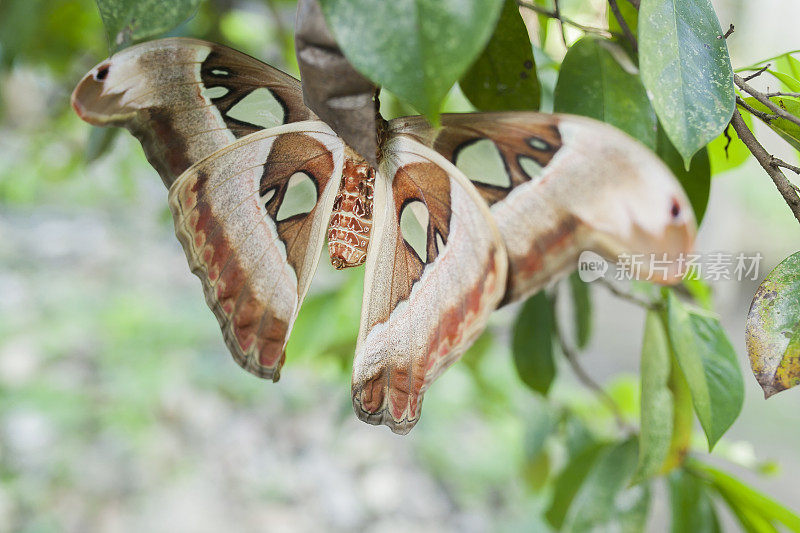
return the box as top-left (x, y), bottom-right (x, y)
top-left (1, 0), bottom-right (799, 531)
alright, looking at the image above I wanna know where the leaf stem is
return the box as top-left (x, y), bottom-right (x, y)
top-left (516, 0), bottom-right (617, 38)
top-left (554, 299), bottom-right (632, 433)
top-left (598, 278), bottom-right (661, 310)
top-left (607, 0), bottom-right (638, 53)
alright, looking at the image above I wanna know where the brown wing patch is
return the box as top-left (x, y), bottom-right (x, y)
top-left (389, 113), bottom-right (563, 205)
top-left (259, 133), bottom-right (335, 274)
top-left (386, 161), bottom-right (451, 316)
top-left (200, 50), bottom-right (313, 137)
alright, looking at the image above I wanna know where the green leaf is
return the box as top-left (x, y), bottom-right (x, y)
top-left (743, 96), bottom-right (800, 152)
top-left (319, 0), bottom-right (504, 120)
top-left (568, 273), bottom-right (592, 349)
top-left (746, 251), bottom-right (800, 397)
top-left (774, 53), bottom-right (800, 91)
top-left (512, 291), bottom-right (556, 395)
top-left (554, 36), bottom-right (656, 149)
top-left (708, 117), bottom-right (752, 175)
top-left (94, 0), bottom-right (200, 52)
top-left (562, 439), bottom-right (650, 533)
top-left (86, 126), bottom-right (119, 163)
top-left (633, 312), bottom-right (674, 484)
top-left (668, 469), bottom-right (721, 533)
top-left (639, 0), bottom-right (735, 167)
top-left (546, 443), bottom-right (607, 529)
top-left (662, 354), bottom-right (693, 473)
top-left (460, 0), bottom-right (539, 112)
top-left (665, 291), bottom-right (744, 450)
top-left (657, 124), bottom-right (711, 224)
top-left (768, 70), bottom-right (800, 93)
top-left (522, 404), bottom-right (557, 491)
top-left (690, 460), bottom-right (800, 532)
top-left (682, 273), bottom-right (714, 311)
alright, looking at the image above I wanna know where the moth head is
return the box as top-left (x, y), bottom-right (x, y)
top-left (71, 50), bottom-right (144, 126)
top-left (554, 116), bottom-right (697, 284)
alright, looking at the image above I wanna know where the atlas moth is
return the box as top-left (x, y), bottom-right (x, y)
top-left (72, 38), bottom-right (695, 434)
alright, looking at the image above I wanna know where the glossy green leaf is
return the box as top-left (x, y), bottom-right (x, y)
top-left (554, 36), bottom-right (656, 149)
top-left (633, 312), bottom-right (673, 484)
top-left (512, 291), bottom-right (556, 395)
top-left (668, 469), bottom-right (721, 533)
top-left (562, 439), bottom-right (650, 533)
top-left (460, 0), bottom-right (539, 111)
top-left (690, 460), bottom-right (800, 532)
top-left (319, 0), bottom-right (504, 120)
top-left (95, 0), bottom-right (200, 51)
top-left (743, 96), bottom-right (800, 152)
top-left (568, 273), bottom-right (592, 349)
top-left (657, 124), bottom-right (711, 224)
top-left (708, 116), bottom-right (752, 175)
top-left (746, 251), bottom-right (800, 397)
top-left (639, 0), bottom-right (735, 166)
top-left (666, 291), bottom-right (744, 450)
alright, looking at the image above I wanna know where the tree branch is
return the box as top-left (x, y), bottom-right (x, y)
top-left (765, 91), bottom-right (800, 98)
top-left (736, 96), bottom-right (779, 123)
top-left (735, 73), bottom-right (800, 129)
top-left (730, 108), bottom-right (800, 224)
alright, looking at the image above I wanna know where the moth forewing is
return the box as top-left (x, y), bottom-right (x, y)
top-left (351, 135), bottom-right (507, 434)
top-left (167, 122), bottom-right (345, 380)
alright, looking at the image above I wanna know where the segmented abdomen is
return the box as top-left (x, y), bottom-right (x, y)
top-left (327, 156), bottom-right (375, 269)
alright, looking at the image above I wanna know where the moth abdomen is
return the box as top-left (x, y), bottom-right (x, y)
top-left (327, 154), bottom-right (375, 269)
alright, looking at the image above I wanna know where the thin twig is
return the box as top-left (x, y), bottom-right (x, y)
top-left (771, 156), bottom-right (800, 175)
top-left (553, 305), bottom-right (632, 433)
top-left (765, 91), bottom-right (800, 98)
top-left (735, 73), bottom-right (800, 128)
top-left (553, 0), bottom-right (568, 47)
top-left (736, 96), bottom-right (779, 123)
top-left (730, 108), bottom-right (800, 224)
top-left (517, 0), bottom-right (617, 38)
top-left (743, 65), bottom-right (770, 81)
top-left (722, 24), bottom-right (735, 39)
top-left (598, 278), bottom-right (661, 310)
top-left (608, 0), bottom-right (638, 52)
